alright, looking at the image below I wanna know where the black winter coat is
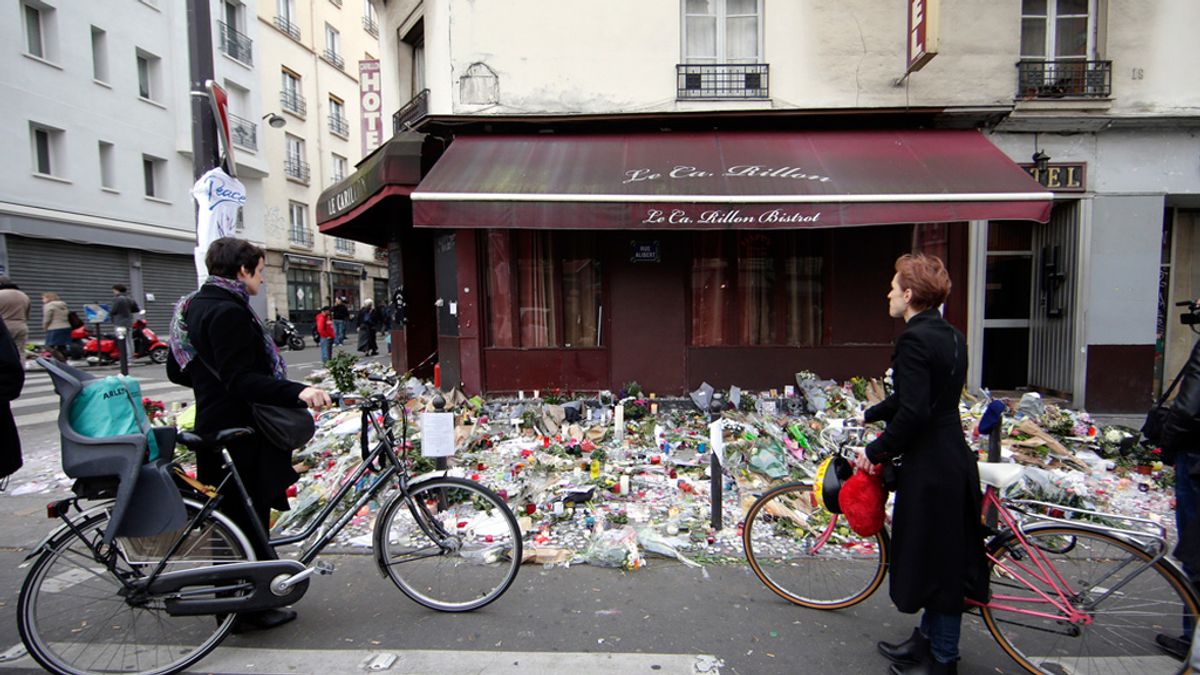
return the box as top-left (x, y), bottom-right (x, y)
top-left (864, 309), bottom-right (989, 614)
top-left (0, 315), bottom-right (24, 478)
top-left (1163, 338), bottom-right (1200, 456)
top-left (166, 284), bottom-right (305, 511)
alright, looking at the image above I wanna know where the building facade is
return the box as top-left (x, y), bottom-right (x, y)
top-left (1, 0), bottom-right (270, 339)
top-left (321, 0), bottom-right (1200, 412)
top-left (256, 0), bottom-right (387, 328)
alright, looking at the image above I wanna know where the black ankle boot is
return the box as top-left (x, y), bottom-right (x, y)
top-left (877, 627), bottom-right (930, 666)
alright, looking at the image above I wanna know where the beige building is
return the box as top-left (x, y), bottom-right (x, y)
top-left (256, 0), bottom-right (386, 327)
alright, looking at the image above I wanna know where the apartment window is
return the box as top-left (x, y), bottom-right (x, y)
top-left (335, 237), bottom-right (355, 254)
top-left (362, 0), bottom-right (378, 37)
top-left (275, 0), bottom-right (300, 39)
top-left (328, 96), bottom-right (349, 136)
top-left (1021, 0), bottom-right (1094, 61)
top-left (288, 201), bottom-right (312, 246)
top-left (484, 231), bottom-right (603, 348)
top-left (136, 49), bottom-right (162, 101)
top-left (683, 0), bottom-right (761, 64)
top-left (98, 141), bottom-right (116, 189)
top-left (143, 155), bottom-right (166, 198)
top-left (219, 1), bottom-right (253, 65)
top-left (281, 69), bottom-right (305, 116)
top-left (22, 1), bottom-right (60, 63)
top-left (689, 231), bottom-right (823, 346)
top-left (90, 26), bottom-right (109, 82)
top-left (331, 153), bottom-right (348, 183)
top-left (323, 24), bottom-right (344, 69)
top-left (285, 134), bottom-right (309, 183)
top-left (30, 123), bottom-right (63, 177)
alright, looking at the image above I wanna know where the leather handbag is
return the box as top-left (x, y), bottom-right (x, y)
top-left (196, 359), bottom-right (315, 450)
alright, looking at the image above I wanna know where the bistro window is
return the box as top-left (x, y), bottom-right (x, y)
top-left (484, 231), bottom-right (602, 348)
top-left (690, 231), bottom-right (823, 347)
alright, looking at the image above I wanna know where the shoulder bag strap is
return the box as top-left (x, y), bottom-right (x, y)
top-left (1156, 362), bottom-right (1190, 406)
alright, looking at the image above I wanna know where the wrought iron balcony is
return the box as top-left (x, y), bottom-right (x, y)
top-left (335, 238), bottom-right (356, 254)
top-left (227, 113), bottom-right (257, 151)
top-left (274, 15), bottom-right (300, 41)
top-left (362, 15), bottom-right (379, 37)
top-left (392, 89), bottom-right (429, 134)
top-left (329, 0), bottom-right (341, 6)
top-left (285, 157), bottom-right (310, 184)
top-left (289, 227), bottom-right (314, 248)
top-left (217, 21), bottom-right (253, 65)
top-left (676, 63), bottom-right (769, 100)
top-left (322, 48), bottom-right (345, 70)
top-left (280, 89), bottom-right (306, 117)
top-left (329, 113), bottom-right (350, 137)
top-left (1017, 60), bottom-right (1112, 99)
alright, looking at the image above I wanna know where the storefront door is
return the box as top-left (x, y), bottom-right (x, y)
top-left (609, 233), bottom-right (687, 394)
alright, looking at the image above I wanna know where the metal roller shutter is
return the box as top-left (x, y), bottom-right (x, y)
top-left (140, 252), bottom-right (198, 335)
top-left (6, 236), bottom-right (129, 341)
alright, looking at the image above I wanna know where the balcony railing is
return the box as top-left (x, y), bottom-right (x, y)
top-left (362, 15), bottom-right (379, 37)
top-left (1017, 59), bottom-right (1112, 99)
top-left (335, 238), bottom-right (356, 254)
top-left (285, 157), bottom-right (310, 184)
top-left (274, 15), bottom-right (300, 40)
top-left (217, 21), bottom-right (253, 65)
top-left (228, 113), bottom-right (257, 151)
top-left (329, 0), bottom-right (341, 6)
top-left (676, 63), bottom-right (769, 100)
top-left (289, 227), bottom-right (314, 248)
top-left (280, 89), bottom-right (306, 117)
top-left (329, 113), bottom-right (350, 137)
top-left (322, 48), bottom-right (345, 70)
top-left (392, 89), bottom-right (429, 134)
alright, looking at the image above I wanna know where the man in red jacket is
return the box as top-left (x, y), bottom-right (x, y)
top-left (316, 306), bottom-right (335, 364)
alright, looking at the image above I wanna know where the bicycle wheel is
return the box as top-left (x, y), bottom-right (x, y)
top-left (374, 477), bottom-right (522, 612)
top-left (18, 499), bottom-right (254, 675)
top-left (743, 481), bottom-right (889, 609)
top-left (982, 525), bottom-right (1199, 675)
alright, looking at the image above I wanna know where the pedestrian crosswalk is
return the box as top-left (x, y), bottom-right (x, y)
top-left (14, 362), bottom-right (194, 428)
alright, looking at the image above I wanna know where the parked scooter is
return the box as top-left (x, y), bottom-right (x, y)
top-left (268, 315), bottom-right (306, 351)
top-left (48, 319), bottom-right (170, 365)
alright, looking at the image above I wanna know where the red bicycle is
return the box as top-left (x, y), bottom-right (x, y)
top-left (743, 433), bottom-right (1199, 674)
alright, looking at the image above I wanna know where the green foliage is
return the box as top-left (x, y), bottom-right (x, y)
top-left (621, 381), bottom-right (644, 398)
top-left (326, 350), bottom-right (359, 393)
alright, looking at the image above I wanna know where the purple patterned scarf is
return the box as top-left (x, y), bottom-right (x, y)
top-left (169, 276), bottom-right (287, 380)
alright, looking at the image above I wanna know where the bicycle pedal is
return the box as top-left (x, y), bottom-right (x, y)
top-left (316, 560), bottom-right (336, 575)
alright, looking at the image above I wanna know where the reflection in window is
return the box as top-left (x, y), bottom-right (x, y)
top-left (484, 231), bottom-right (602, 348)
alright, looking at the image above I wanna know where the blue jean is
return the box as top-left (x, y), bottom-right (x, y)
top-left (1176, 452), bottom-right (1200, 636)
top-left (920, 610), bottom-right (962, 664)
top-left (319, 337), bottom-right (333, 363)
top-left (334, 319), bottom-right (345, 345)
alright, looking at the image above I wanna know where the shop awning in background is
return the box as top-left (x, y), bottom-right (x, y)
top-left (411, 130), bottom-right (1052, 229)
top-left (316, 133), bottom-right (424, 244)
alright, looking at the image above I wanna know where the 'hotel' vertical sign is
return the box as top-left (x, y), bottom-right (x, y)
top-left (360, 60), bottom-right (382, 157)
top-left (906, 0), bottom-right (940, 73)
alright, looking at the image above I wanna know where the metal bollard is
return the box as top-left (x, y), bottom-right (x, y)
top-left (115, 325), bottom-right (129, 376)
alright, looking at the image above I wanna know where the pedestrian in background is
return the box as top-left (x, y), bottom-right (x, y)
top-left (331, 297), bottom-right (349, 346)
top-left (1159, 301), bottom-right (1200, 660)
top-left (0, 276), bottom-right (31, 354)
top-left (110, 284), bottom-right (136, 331)
top-left (41, 292), bottom-right (72, 362)
top-left (166, 237), bottom-right (330, 632)
top-left (0, 315), bottom-right (24, 484)
top-left (356, 298), bottom-right (380, 357)
top-left (854, 253), bottom-right (987, 675)
top-left (316, 306), bottom-right (335, 364)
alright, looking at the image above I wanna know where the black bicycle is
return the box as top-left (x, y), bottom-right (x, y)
top-left (19, 362), bottom-right (522, 675)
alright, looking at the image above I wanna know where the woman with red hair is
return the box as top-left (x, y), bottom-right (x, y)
top-left (853, 253), bottom-right (988, 674)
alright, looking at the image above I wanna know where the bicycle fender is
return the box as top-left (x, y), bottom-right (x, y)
top-left (23, 503), bottom-right (115, 562)
top-left (146, 560), bottom-right (310, 616)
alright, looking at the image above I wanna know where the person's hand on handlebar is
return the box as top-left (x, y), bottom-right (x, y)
top-left (298, 386), bottom-right (332, 410)
top-left (852, 446), bottom-right (876, 474)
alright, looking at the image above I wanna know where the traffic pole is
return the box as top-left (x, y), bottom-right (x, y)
top-left (186, 0), bottom-right (220, 181)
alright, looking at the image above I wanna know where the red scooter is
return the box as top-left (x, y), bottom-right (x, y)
top-left (57, 319), bottom-right (170, 365)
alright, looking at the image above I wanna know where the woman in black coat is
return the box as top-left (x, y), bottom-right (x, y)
top-left (166, 238), bottom-right (330, 632)
top-left (0, 315), bottom-right (24, 481)
top-left (853, 254), bottom-right (988, 675)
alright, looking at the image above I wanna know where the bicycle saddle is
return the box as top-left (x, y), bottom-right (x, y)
top-left (177, 427), bottom-right (255, 449)
top-left (978, 462), bottom-right (1024, 491)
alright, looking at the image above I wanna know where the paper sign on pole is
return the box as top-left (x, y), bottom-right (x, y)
top-left (421, 412), bottom-right (456, 457)
top-left (709, 419), bottom-right (726, 466)
top-left (191, 167), bottom-right (247, 286)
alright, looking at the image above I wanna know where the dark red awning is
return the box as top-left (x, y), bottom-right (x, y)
top-left (411, 130), bottom-right (1052, 229)
top-left (316, 133), bottom-right (424, 245)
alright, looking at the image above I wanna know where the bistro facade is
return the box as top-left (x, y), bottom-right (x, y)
top-left (318, 116), bottom-right (1054, 397)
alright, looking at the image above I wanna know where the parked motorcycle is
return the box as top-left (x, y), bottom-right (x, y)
top-left (45, 319), bottom-right (170, 365)
top-left (268, 316), bottom-right (306, 351)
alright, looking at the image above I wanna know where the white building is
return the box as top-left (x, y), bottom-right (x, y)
top-left (328, 0), bottom-right (1199, 411)
top-left (255, 0), bottom-right (386, 328)
top-left (0, 0), bottom-right (270, 336)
